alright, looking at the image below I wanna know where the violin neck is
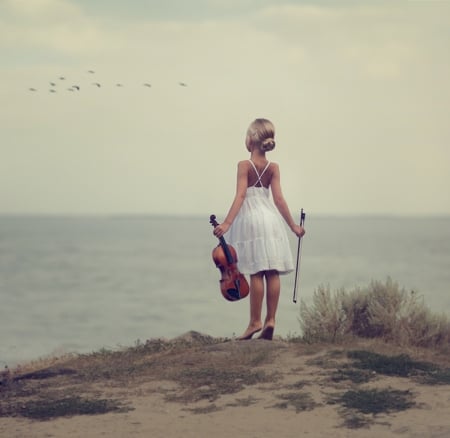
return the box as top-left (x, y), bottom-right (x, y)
top-left (219, 236), bottom-right (235, 265)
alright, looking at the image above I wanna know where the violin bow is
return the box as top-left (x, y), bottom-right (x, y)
top-left (293, 208), bottom-right (306, 303)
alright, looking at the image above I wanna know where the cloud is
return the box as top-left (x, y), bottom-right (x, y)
top-left (0, 0), bottom-right (112, 54)
top-left (1, 0), bottom-right (449, 215)
top-left (253, 2), bottom-right (447, 81)
top-left (4, 0), bottom-right (76, 16)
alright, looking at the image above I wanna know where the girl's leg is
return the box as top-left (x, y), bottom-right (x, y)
top-left (258, 270), bottom-right (280, 340)
top-left (238, 272), bottom-right (264, 340)
top-left (264, 270), bottom-right (280, 327)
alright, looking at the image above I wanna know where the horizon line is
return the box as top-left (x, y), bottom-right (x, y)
top-left (0, 212), bottom-right (449, 220)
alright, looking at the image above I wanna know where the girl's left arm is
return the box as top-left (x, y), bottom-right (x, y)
top-left (213, 161), bottom-right (248, 238)
top-left (271, 164), bottom-right (305, 238)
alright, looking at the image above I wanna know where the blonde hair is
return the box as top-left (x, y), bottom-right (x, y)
top-left (247, 118), bottom-right (276, 152)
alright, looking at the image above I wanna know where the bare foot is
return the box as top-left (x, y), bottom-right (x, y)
top-left (257, 325), bottom-right (274, 340)
top-left (237, 325), bottom-right (262, 340)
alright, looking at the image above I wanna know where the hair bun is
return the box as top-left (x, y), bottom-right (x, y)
top-left (260, 138), bottom-right (276, 152)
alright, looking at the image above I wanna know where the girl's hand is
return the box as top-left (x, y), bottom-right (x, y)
top-left (213, 222), bottom-right (230, 238)
top-left (292, 225), bottom-right (305, 238)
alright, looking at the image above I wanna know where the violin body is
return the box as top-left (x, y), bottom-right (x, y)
top-left (210, 215), bottom-right (249, 301)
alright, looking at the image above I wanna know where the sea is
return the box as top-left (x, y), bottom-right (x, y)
top-left (1, 215), bottom-right (449, 367)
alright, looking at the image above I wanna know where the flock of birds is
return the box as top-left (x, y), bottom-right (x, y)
top-left (28, 70), bottom-right (188, 93)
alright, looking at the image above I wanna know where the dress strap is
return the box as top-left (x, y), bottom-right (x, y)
top-left (249, 160), bottom-right (271, 187)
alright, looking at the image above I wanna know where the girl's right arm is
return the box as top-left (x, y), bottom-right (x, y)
top-left (213, 161), bottom-right (248, 238)
top-left (271, 163), bottom-right (305, 238)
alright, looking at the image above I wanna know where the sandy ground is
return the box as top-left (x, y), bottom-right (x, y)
top-left (1, 333), bottom-right (450, 438)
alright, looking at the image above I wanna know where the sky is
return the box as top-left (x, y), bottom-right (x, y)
top-left (1, 0), bottom-right (449, 217)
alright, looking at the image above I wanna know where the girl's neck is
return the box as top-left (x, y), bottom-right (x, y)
top-left (250, 149), bottom-right (266, 161)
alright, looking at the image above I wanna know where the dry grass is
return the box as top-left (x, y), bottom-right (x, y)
top-left (1, 330), bottom-right (450, 432)
top-left (299, 278), bottom-right (450, 349)
top-left (0, 331), bottom-right (281, 421)
top-left (329, 388), bottom-right (416, 415)
top-left (272, 392), bottom-right (319, 413)
top-left (0, 396), bottom-right (130, 420)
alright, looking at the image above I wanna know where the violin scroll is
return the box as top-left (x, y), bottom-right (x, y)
top-left (209, 214), bottom-right (219, 228)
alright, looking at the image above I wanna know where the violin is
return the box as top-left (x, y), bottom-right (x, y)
top-left (210, 214), bottom-right (249, 301)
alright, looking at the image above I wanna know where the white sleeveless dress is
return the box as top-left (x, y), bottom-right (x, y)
top-left (226, 160), bottom-right (294, 275)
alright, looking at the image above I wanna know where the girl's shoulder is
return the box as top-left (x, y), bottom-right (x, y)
top-left (237, 160), bottom-right (252, 170)
top-left (267, 161), bottom-right (279, 173)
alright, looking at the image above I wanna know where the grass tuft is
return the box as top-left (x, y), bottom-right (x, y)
top-left (330, 388), bottom-right (415, 415)
top-left (183, 404), bottom-right (222, 414)
top-left (420, 368), bottom-right (450, 385)
top-left (272, 392), bottom-right (319, 413)
top-left (331, 368), bottom-right (374, 384)
top-left (166, 367), bottom-right (272, 403)
top-left (0, 396), bottom-right (131, 420)
top-left (299, 278), bottom-right (450, 349)
top-left (348, 350), bottom-right (437, 377)
top-left (341, 412), bottom-right (374, 429)
top-left (226, 396), bottom-right (260, 407)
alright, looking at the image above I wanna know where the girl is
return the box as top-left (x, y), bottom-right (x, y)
top-left (213, 118), bottom-right (305, 340)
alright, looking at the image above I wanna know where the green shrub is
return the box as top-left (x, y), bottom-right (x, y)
top-left (299, 278), bottom-right (450, 349)
top-left (299, 285), bottom-right (348, 343)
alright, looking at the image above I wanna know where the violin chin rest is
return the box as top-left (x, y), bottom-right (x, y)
top-left (218, 281), bottom-right (241, 301)
top-left (225, 287), bottom-right (241, 301)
